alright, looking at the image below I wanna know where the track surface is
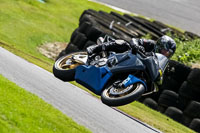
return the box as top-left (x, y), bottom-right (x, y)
top-left (0, 47), bottom-right (161, 133)
top-left (95, 0), bottom-right (200, 36)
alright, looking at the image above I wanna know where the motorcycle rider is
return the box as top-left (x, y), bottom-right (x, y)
top-left (87, 35), bottom-right (176, 58)
top-left (86, 35), bottom-right (176, 91)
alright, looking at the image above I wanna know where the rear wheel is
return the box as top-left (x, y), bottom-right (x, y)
top-left (53, 52), bottom-right (88, 81)
top-left (101, 81), bottom-right (145, 106)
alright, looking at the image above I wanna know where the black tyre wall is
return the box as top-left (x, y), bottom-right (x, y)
top-left (158, 90), bottom-right (179, 108)
top-left (187, 68), bottom-right (200, 87)
top-left (165, 60), bottom-right (191, 84)
top-left (184, 101), bottom-right (200, 118)
top-left (161, 75), bottom-right (181, 93)
top-left (143, 98), bottom-right (158, 110)
top-left (71, 32), bottom-right (87, 49)
top-left (83, 40), bottom-right (96, 50)
top-left (164, 107), bottom-right (183, 122)
top-left (189, 118), bottom-right (200, 133)
top-left (179, 81), bottom-right (200, 103)
top-left (64, 43), bottom-right (80, 55)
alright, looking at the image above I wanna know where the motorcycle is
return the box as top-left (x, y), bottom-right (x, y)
top-left (53, 39), bottom-right (169, 106)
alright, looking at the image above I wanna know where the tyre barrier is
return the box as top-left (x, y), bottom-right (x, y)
top-left (165, 60), bottom-right (192, 85)
top-left (189, 118), bottom-right (200, 133)
top-left (57, 9), bottom-right (200, 130)
top-left (181, 101), bottom-right (200, 127)
top-left (160, 60), bottom-right (192, 94)
top-left (158, 90), bottom-right (179, 108)
top-left (184, 101), bottom-right (200, 118)
top-left (164, 107), bottom-right (183, 123)
top-left (59, 9), bottom-right (200, 60)
top-left (182, 115), bottom-right (193, 127)
top-left (179, 81), bottom-right (200, 103)
top-left (65, 43), bottom-right (79, 55)
top-left (161, 75), bottom-right (180, 93)
top-left (187, 68), bottom-right (200, 87)
top-left (143, 98), bottom-right (158, 110)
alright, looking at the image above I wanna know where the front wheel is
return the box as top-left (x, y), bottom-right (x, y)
top-left (101, 82), bottom-right (145, 106)
top-left (53, 52), bottom-right (88, 81)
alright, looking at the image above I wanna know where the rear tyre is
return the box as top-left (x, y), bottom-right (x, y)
top-left (101, 82), bottom-right (145, 106)
top-left (53, 52), bottom-right (87, 81)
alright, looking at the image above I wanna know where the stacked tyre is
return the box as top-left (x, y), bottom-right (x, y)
top-left (158, 90), bottom-right (179, 112)
top-left (179, 69), bottom-right (200, 132)
top-left (57, 9), bottom-right (198, 59)
top-left (183, 101), bottom-right (200, 133)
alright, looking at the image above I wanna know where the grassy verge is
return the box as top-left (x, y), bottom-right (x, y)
top-left (118, 102), bottom-right (194, 133)
top-left (0, 74), bottom-right (91, 133)
top-left (0, 0), bottom-right (198, 133)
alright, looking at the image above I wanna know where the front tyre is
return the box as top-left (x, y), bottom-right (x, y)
top-left (53, 52), bottom-right (87, 81)
top-left (101, 82), bottom-right (145, 106)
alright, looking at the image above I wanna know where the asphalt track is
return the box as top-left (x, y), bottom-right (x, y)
top-left (0, 47), bottom-right (161, 133)
top-left (95, 0), bottom-right (200, 36)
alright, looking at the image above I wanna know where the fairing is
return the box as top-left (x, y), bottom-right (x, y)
top-left (75, 65), bottom-right (112, 95)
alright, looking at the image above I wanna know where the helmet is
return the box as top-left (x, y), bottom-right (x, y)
top-left (156, 35), bottom-right (176, 58)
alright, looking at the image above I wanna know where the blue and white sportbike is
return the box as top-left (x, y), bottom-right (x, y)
top-left (53, 41), bottom-right (169, 106)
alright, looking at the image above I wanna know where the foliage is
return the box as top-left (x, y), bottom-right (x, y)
top-left (172, 38), bottom-right (200, 65)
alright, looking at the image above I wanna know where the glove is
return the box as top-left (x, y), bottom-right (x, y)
top-left (137, 45), bottom-right (145, 54)
top-left (131, 43), bottom-right (145, 54)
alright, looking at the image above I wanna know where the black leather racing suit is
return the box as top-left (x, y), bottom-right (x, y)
top-left (86, 38), bottom-right (156, 56)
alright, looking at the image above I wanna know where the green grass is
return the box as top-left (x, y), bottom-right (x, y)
top-left (118, 102), bottom-right (194, 133)
top-left (0, 74), bottom-right (91, 133)
top-left (0, 0), bottom-right (120, 71)
top-left (0, 0), bottom-right (198, 133)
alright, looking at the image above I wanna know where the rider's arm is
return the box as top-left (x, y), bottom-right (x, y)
top-left (104, 40), bottom-right (131, 53)
top-left (87, 39), bottom-right (131, 55)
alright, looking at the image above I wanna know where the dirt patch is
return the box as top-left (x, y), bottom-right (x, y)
top-left (37, 42), bottom-right (67, 60)
top-left (191, 63), bottom-right (200, 68)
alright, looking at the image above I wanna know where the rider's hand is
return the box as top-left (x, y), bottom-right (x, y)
top-left (138, 45), bottom-right (145, 53)
top-left (131, 44), bottom-right (145, 54)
